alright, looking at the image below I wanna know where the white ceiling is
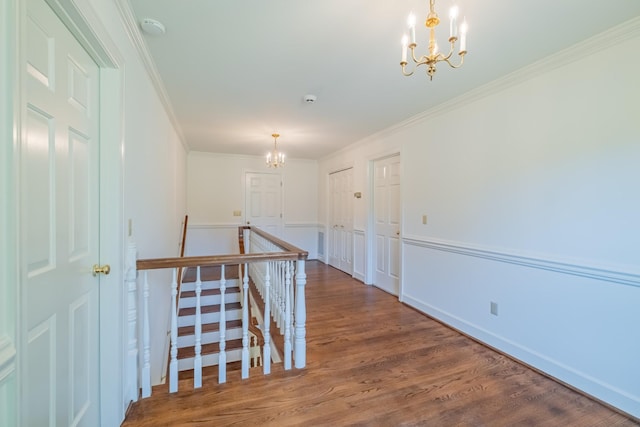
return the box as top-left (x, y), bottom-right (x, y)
top-left (128, 0), bottom-right (640, 160)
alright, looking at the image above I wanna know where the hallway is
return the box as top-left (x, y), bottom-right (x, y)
top-left (122, 261), bottom-right (638, 426)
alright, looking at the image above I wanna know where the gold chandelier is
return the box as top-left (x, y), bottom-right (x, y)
top-left (400, 0), bottom-right (468, 80)
top-left (266, 133), bottom-right (285, 168)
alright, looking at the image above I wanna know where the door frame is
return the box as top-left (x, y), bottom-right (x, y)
top-left (366, 151), bottom-right (403, 300)
top-left (5, 0), bottom-right (126, 424)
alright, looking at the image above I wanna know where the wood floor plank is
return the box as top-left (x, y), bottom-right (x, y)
top-left (122, 261), bottom-right (639, 426)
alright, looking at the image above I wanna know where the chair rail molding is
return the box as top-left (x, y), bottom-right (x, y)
top-left (403, 235), bottom-right (640, 288)
top-left (189, 223), bottom-right (243, 230)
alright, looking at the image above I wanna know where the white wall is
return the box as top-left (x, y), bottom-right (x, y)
top-left (319, 22), bottom-right (640, 418)
top-left (84, 0), bottom-right (188, 396)
top-left (187, 152), bottom-right (318, 258)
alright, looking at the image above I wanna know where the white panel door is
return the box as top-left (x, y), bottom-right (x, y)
top-left (374, 155), bottom-right (401, 295)
top-left (22, 0), bottom-right (100, 424)
top-left (245, 172), bottom-right (282, 236)
top-left (328, 168), bottom-right (353, 274)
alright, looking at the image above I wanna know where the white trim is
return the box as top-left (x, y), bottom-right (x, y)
top-left (45, 0), bottom-right (122, 67)
top-left (402, 293), bottom-right (640, 418)
top-left (321, 17), bottom-right (640, 162)
top-left (188, 223), bottom-right (242, 230)
top-left (113, 0), bottom-right (188, 152)
top-left (284, 222), bottom-right (320, 229)
top-left (403, 235), bottom-right (640, 287)
top-left (0, 336), bottom-right (17, 383)
top-left (189, 150), bottom-right (318, 164)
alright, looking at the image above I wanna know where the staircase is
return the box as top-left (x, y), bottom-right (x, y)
top-left (130, 225), bottom-right (307, 397)
top-left (176, 265), bottom-right (259, 373)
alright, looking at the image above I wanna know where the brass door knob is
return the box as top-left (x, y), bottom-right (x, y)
top-left (92, 264), bottom-right (111, 276)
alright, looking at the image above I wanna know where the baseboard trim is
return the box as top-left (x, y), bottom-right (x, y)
top-left (402, 294), bottom-right (640, 420)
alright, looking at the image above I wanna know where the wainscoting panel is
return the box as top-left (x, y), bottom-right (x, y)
top-left (401, 237), bottom-right (640, 418)
top-left (353, 229), bottom-right (365, 282)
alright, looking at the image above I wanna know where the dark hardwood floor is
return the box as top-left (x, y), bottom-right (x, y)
top-left (122, 261), bottom-right (639, 426)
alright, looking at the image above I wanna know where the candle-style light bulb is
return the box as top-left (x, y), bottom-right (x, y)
top-left (401, 35), bottom-right (408, 63)
top-left (459, 18), bottom-right (468, 52)
top-left (449, 6), bottom-right (459, 39)
top-left (408, 13), bottom-right (416, 44)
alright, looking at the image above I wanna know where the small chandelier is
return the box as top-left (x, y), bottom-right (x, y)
top-left (266, 133), bottom-right (285, 168)
top-left (400, 0), bottom-right (468, 80)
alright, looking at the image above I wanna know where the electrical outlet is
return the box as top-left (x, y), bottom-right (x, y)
top-left (490, 301), bottom-right (498, 316)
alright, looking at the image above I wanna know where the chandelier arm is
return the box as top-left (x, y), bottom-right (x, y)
top-left (408, 44), bottom-right (423, 65)
top-left (400, 62), bottom-right (415, 76)
top-left (438, 42), bottom-right (456, 62)
top-left (441, 53), bottom-right (465, 69)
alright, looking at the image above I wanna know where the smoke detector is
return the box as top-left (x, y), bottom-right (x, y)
top-left (303, 94), bottom-right (317, 104)
top-left (140, 18), bottom-right (166, 36)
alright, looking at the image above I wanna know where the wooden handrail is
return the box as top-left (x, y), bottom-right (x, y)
top-left (176, 214), bottom-right (189, 306)
top-left (138, 226), bottom-right (308, 271)
top-left (137, 252), bottom-right (300, 271)
top-left (242, 226), bottom-right (308, 259)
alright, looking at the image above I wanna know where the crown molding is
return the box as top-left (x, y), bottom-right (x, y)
top-left (114, 0), bottom-right (189, 153)
top-left (188, 150), bottom-right (318, 164)
top-left (325, 16), bottom-right (640, 161)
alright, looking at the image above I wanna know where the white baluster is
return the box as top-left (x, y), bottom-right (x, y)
top-left (275, 261), bottom-right (283, 332)
top-left (241, 263), bottom-right (250, 379)
top-left (284, 261), bottom-right (292, 370)
top-left (263, 262), bottom-right (271, 375)
top-left (218, 264), bottom-right (227, 384)
top-left (294, 259), bottom-right (307, 369)
top-left (125, 240), bottom-right (138, 402)
top-left (290, 262), bottom-right (295, 355)
top-left (141, 271), bottom-right (151, 398)
top-left (169, 268), bottom-right (178, 393)
top-left (194, 266), bottom-right (202, 388)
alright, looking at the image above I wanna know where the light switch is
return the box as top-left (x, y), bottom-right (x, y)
top-left (422, 215), bottom-right (428, 225)
top-left (233, 210), bottom-right (242, 217)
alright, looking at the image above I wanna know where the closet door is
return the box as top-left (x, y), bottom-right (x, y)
top-left (374, 155), bottom-right (401, 295)
top-left (328, 168), bottom-right (353, 274)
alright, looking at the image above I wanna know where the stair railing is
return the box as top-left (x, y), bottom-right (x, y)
top-left (125, 226), bottom-right (307, 400)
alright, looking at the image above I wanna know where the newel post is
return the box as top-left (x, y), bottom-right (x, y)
top-left (125, 239), bottom-right (138, 403)
top-left (294, 259), bottom-right (307, 368)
